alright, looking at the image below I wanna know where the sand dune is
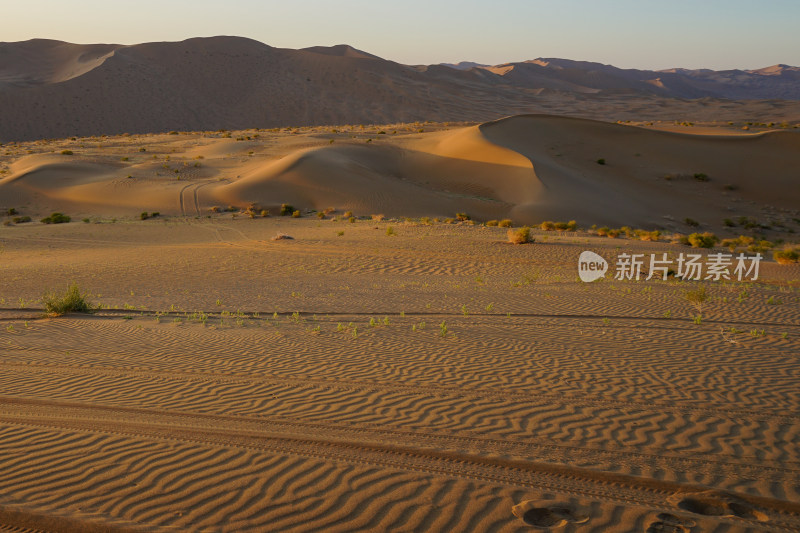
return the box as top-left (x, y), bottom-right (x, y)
top-left (2, 115), bottom-right (798, 233)
top-left (2, 36), bottom-right (800, 142)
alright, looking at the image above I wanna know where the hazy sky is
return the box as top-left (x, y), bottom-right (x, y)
top-left (5, 0), bottom-right (799, 70)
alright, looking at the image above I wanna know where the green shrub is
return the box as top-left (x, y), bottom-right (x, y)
top-left (693, 172), bottom-right (709, 182)
top-left (140, 212), bottom-right (149, 220)
top-left (41, 212), bottom-right (70, 224)
top-left (12, 216), bottom-right (31, 224)
top-left (456, 212), bottom-right (470, 221)
top-left (280, 204), bottom-right (294, 216)
top-left (774, 248), bottom-right (800, 265)
top-left (317, 212), bottom-right (325, 219)
top-left (6, 208), bottom-right (17, 216)
top-left (686, 232), bottom-right (718, 248)
top-left (386, 226), bottom-right (396, 236)
top-left (636, 229), bottom-right (661, 241)
top-left (292, 210), bottom-right (301, 218)
top-left (507, 226), bottom-right (533, 244)
top-left (498, 219), bottom-right (513, 228)
top-left (261, 210), bottom-right (269, 217)
top-left (43, 283), bottom-right (93, 316)
top-left (596, 158), bottom-right (606, 165)
top-left (684, 217), bottom-right (700, 227)
top-left (748, 240), bottom-right (774, 253)
top-left (485, 220), bottom-right (498, 227)
top-left (540, 221), bottom-right (556, 231)
top-left (60, 150), bottom-right (73, 155)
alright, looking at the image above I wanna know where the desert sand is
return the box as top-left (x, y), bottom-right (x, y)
top-left (0, 116), bottom-right (799, 532)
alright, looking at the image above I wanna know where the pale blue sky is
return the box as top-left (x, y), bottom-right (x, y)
top-left (5, 0), bottom-right (798, 70)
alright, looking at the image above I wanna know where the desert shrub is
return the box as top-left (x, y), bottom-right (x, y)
top-left (685, 285), bottom-right (708, 312)
top-left (485, 220), bottom-right (498, 226)
top-left (317, 212), bottom-right (325, 219)
top-left (748, 240), bottom-right (774, 253)
top-left (507, 226), bottom-right (533, 244)
top-left (636, 229), bottom-right (661, 241)
top-left (371, 214), bottom-right (385, 221)
top-left (774, 248), bottom-right (800, 265)
top-left (82, 218), bottom-right (90, 223)
top-left (292, 210), bottom-right (301, 218)
top-left (606, 228), bottom-right (621, 238)
top-left (169, 131), bottom-right (179, 135)
top-left (12, 216), bottom-right (31, 224)
top-left (41, 212), bottom-right (70, 224)
top-left (210, 206), bottom-right (221, 213)
top-left (420, 217), bottom-right (432, 225)
top-left (43, 283), bottom-right (93, 316)
top-left (498, 219), bottom-right (513, 228)
top-left (596, 226), bottom-right (610, 236)
top-left (343, 211), bottom-right (353, 218)
top-left (721, 235), bottom-right (754, 251)
top-left (7, 208), bottom-right (17, 216)
top-left (280, 204), bottom-right (294, 216)
top-left (456, 212), bottom-right (470, 221)
top-left (60, 150), bottom-right (73, 155)
top-left (261, 210), bottom-right (269, 217)
top-left (693, 172), bottom-right (709, 182)
top-left (444, 218), bottom-right (454, 224)
top-left (540, 221), bottom-right (556, 231)
top-left (139, 147), bottom-right (146, 152)
top-left (684, 217), bottom-right (700, 227)
top-left (323, 207), bottom-right (336, 215)
top-left (620, 226), bottom-right (635, 238)
top-left (686, 232), bottom-right (719, 248)
top-left (151, 212), bottom-right (159, 217)
top-left (140, 212), bottom-right (149, 220)
top-left (596, 158), bottom-right (606, 165)
top-left (723, 218), bottom-right (735, 227)
top-left (386, 226), bottom-right (396, 236)
top-left (348, 217), bottom-right (356, 223)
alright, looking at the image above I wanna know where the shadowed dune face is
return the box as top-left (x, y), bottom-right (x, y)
top-left (1, 115), bottom-right (799, 230)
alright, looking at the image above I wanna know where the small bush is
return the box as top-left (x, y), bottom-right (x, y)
top-left (371, 214), bottom-right (385, 221)
top-left (151, 212), bottom-right (160, 218)
top-left (498, 219), bottom-right (513, 228)
top-left (774, 248), bottom-right (800, 265)
top-left (747, 240), bottom-right (775, 253)
top-left (685, 285), bottom-right (708, 312)
top-left (43, 283), bottom-right (93, 316)
top-left (60, 150), bottom-right (73, 155)
top-left (636, 229), bottom-right (661, 241)
top-left (7, 208), bottom-right (17, 216)
top-left (140, 212), bottom-right (149, 220)
top-left (596, 158), bottom-right (606, 165)
top-left (684, 217), bottom-right (700, 227)
top-left (12, 216), bottom-right (31, 224)
top-left (507, 226), bottom-right (533, 244)
top-left (723, 218), bottom-right (735, 227)
top-left (456, 212), bottom-right (470, 221)
top-left (693, 172), bottom-right (709, 182)
top-left (316, 212), bottom-right (325, 219)
top-left (82, 218), bottom-right (91, 223)
top-left (210, 206), bottom-right (221, 213)
top-left (280, 204), bottom-right (294, 216)
top-left (261, 210), bottom-right (269, 217)
top-left (485, 220), bottom-right (498, 227)
top-left (596, 226), bottom-right (610, 236)
top-left (139, 147), bottom-right (146, 152)
top-left (386, 226), bottom-right (396, 236)
top-left (292, 210), bottom-right (301, 218)
top-left (540, 221), bottom-right (556, 231)
top-left (41, 212), bottom-right (70, 224)
top-left (348, 216), bottom-right (356, 224)
top-left (686, 232), bottom-right (718, 248)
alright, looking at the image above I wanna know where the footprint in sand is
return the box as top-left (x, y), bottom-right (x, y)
top-left (512, 500), bottom-right (590, 529)
top-left (671, 491), bottom-right (768, 522)
top-left (645, 512), bottom-right (696, 532)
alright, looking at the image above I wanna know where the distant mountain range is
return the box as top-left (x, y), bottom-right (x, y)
top-left (0, 36), bottom-right (798, 141)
